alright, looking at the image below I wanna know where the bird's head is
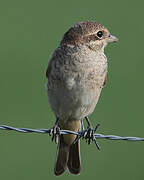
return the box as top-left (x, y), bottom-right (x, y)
top-left (60, 21), bottom-right (118, 51)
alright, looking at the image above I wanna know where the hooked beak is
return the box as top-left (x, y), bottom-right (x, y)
top-left (107, 34), bottom-right (118, 43)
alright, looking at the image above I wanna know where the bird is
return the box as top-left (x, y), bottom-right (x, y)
top-left (46, 21), bottom-right (118, 176)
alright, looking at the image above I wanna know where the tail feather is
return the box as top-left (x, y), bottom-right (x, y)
top-left (54, 136), bottom-right (69, 176)
top-left (67, 140), bottom-right (81, 175)
top-left (54, 120), bottom-right (81, 176)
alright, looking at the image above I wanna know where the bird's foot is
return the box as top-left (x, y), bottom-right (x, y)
top-left (50, 124), bottom-right (60, 144)
top-left (84, 124), bottom-right (100, 150)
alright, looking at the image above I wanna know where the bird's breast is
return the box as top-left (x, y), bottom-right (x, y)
top-left (47, 47), bottom-right (107, 120)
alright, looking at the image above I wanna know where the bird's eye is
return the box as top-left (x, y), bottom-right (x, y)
top-left (97, 31), bottom-right (103, 38)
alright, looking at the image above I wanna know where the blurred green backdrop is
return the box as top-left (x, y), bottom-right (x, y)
top-left (0, 0), bottom-right (144, 179)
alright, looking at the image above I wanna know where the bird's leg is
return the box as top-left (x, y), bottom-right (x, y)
top-left (84, 116), bottom-right (100, 150)
top-left (50, 117), bottom-right (60, 144)
top-left (84, 117), bottom-right (94, 144)
top-left (85, 116), bottom-right (93, 129)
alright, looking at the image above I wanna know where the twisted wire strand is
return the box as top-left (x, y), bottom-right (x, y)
top-left (0, 125), bottom-right (144, 141)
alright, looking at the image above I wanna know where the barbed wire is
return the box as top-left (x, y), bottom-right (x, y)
top-left (0, 125), bottom-right (144, 142)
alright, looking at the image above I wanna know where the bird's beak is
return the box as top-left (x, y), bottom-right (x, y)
top-left (107, 34), bottom-right (118, 43)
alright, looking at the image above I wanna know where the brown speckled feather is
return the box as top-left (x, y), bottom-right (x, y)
top-left (46, 21), bottom-right (118, 176)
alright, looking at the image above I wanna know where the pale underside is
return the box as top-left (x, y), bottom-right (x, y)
top-left (47, 45), bottom-right (107, 123)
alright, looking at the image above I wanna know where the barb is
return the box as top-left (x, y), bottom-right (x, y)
top-left (0, 125), bottom-right (144, 142)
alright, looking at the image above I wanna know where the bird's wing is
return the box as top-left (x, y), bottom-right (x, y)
top-left (46, 54), bottom-right (54, 79)
top-left (46, 50), bottom-right (57, 79)
top-left (103, 73), bottom-right (108, 87)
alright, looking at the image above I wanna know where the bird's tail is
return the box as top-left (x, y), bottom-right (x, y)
top-left (54, 135), bottom-right (69, 176)
top-left (54, 120), bottom-right (81, 176)
top-left (67, 139), bottom-right (81, 174)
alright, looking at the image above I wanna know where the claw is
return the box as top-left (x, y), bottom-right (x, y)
top-left (73, 134), bottom-right (81, 144)
top-left (84, 124), bottom-right (101, 150)
top-left (50, 125), bottom-right (60, 144)
top-left (50, 117), bottom-right (60, 144)
top-left (94, 124), bottom-right (100, 132)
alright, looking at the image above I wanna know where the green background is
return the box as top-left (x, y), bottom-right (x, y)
top-left (0, 0), bottom-right (144, 179)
